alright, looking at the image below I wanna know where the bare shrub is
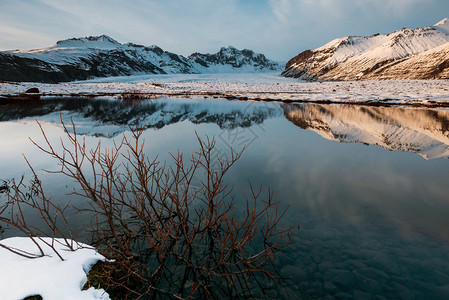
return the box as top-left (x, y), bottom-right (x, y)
top-left (0, 173), bottom-right (78, 259)
top-left (119, 90), bottom-right (159, 105)
top-left (0, 118), bottom-right (293, 299)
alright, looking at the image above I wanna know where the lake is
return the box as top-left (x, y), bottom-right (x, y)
top-left (1, 96), bottom-right (449, 299)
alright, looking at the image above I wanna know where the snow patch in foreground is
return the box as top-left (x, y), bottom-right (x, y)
top-left (0, 237), bottom-right (109, 300)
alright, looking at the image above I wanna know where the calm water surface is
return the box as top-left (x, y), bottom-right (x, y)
top-left (1, 97), bottom-right (449, 299)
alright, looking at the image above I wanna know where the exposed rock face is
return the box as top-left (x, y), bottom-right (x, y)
top-left (363, 43), bottom-right (449, 80)
top-left (0, 36), bottom-right (280, 83)
top-left (189, 46), bottom-right (281, 72)
top-left (282, 18), bottom-right (449, 80)
top-left (24, 88), bottom-right (40, 93)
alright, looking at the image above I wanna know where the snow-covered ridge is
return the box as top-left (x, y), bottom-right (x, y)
top-left (55, 35), bottom-right (121, 48)
top-left (282, 18), bottom-right (449, 80)
top-left (0, 36), bottom-right (281, 83)
top-left (434, 17), bottom-right (449, 34)
top-left (189, 46), bottom-right (281, 73)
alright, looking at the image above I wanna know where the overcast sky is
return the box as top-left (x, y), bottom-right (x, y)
top-left (1, 0), bottom-right (449, 60)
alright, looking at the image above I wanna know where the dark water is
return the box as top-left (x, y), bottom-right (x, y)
top-left (1, 97), bottom-right (449, 299)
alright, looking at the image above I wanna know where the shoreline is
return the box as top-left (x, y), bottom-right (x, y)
top-left (2, 77), bottom-right (449, 108)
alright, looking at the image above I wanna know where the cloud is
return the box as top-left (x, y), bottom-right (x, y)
top-left (33, 0), bottom-right (270, 54)
top-left (270, 0), bottom-right (438, 24)
top-left (376, 0), bottom-right (434, 16)
top-left (0, 22), bottom-right (54, 51)
top-left (0, 0), bottom-right (448, 59)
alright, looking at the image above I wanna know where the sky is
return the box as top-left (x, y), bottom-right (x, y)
top-left (1, 0), bottom-right (449, 61)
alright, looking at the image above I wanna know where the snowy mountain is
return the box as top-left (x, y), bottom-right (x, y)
top-left (189, 46), bottom-right (281, 73)
top-left (282, 18), bottom-right (449, 80)
top-left (0, 35), bottom-right (281, 83)
top-left (284, 104), bottom-right (449, 159)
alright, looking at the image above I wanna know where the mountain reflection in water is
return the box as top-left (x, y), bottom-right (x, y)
top-left (1, 97), bottom-right (449, 159)
top-left (0, 97), bottom-right (283, 137)
top-left (284, 104), bottom-right (449, 160)
top-left (2, 97), bottom-right (449, 298)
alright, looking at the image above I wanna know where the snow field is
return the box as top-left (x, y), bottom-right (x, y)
top-left (0, 237), bottom-right (109, 300)
top-left (1, 74), bottom-right (449, 106)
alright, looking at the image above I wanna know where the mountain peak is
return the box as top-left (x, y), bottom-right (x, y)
top-left (56, 35), bottom-right (121, 48)
top-left (219, 46), bottom-right (238, 53)
top-left (188, 46), bottom-right (281, 71)
top-left (435, 18), bottom-right (449, 26)
top-left (434, 17), bottom-right (449, 34)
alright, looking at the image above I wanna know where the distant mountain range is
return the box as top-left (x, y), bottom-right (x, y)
top-left (4, 18), bottom-right (449, 83)
top-left (282, 18), bottom-right (449, 80)
top-left (0, 35), bottom-right (281, 83)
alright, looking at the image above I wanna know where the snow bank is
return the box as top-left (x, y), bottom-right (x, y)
top-left (0, 237), bottom-right (109, 300)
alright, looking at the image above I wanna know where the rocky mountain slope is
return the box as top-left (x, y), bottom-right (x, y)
top-left (0, 35), bottom-right (281, 83)
top-left (189, 46), bottom-right (280, 72)
top-left (282, 18), bottom-right (449, 80)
